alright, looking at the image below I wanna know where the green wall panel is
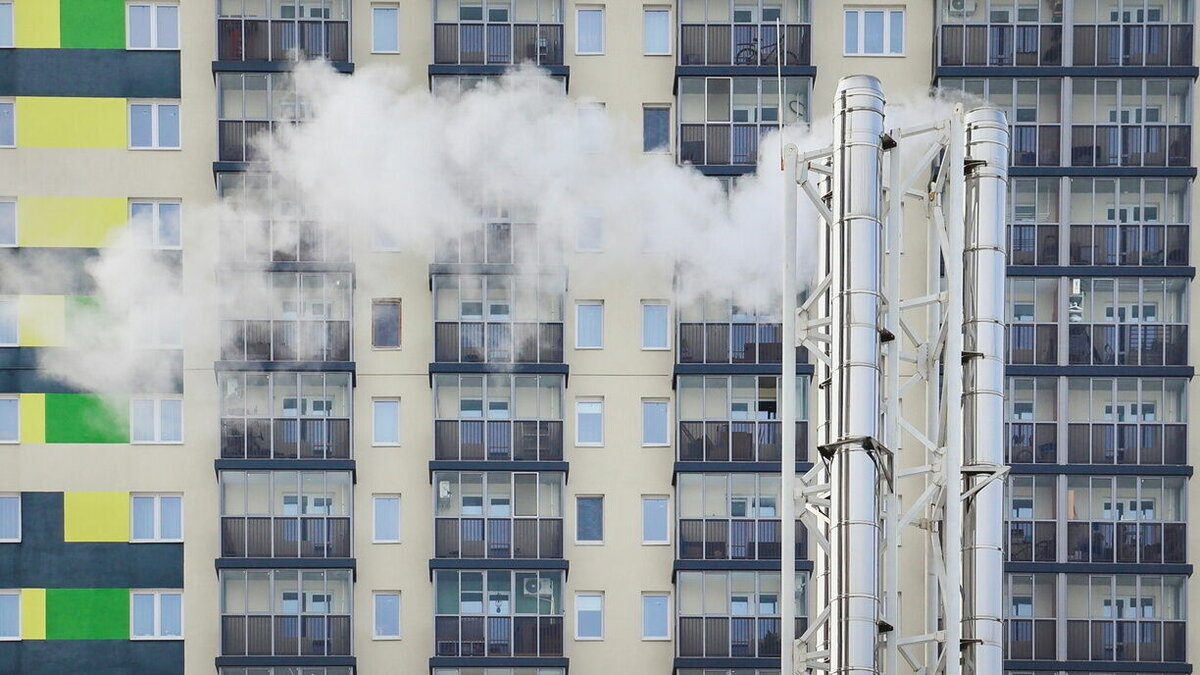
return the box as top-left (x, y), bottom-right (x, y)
top-left (65, 296), bottom-right (99, 336)
top-left (59, 0), bottom-right (126, 49)
top-left (45, 588), bottom-right (129, 640)
top-left (45, 394), bottom-right (129, 444)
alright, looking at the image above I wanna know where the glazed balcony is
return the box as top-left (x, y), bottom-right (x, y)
top-left (433, 22), bottom-right (564, 65)
top-left (220, 614), bottom-right (351, 656)
top-left (433, 321), bottom-right (563, 364)
top-left (678, 518), bottom-right (805, 561)
top-left (1065, 423), bottom-right (1187, 465)
top-left (1066, 521), bottom-right (1186, 564)
top-left (220, 417), bottom-right (351, 460)
top-left (434, 419), bottom-right (563, 462)
top-left (220, 516), bottom-right (351, 558)
top-left (433, 517), bottom-right (563, 559)
top-left (678, 23), bottom-right (810, 66)
top-left (434, 615), bottom-right (563, 657)
top-left (678, 420), bottom-right (807, 462)
top-left (217, 18), bottom-right (349, 62)
top-left (220, 320), bottom-right (351, 362)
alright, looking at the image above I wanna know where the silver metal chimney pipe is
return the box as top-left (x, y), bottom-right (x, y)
top-left (962, 107), bottom-right (1010, 675)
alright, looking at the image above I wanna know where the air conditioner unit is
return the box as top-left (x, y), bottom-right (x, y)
top-left (523, 577), bottom-right (555, 596)
top-left (947, 0), bottom-right (978, 17)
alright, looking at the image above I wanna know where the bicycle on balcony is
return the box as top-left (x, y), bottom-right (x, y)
top-left (734, 37), bottom-right (800, 66)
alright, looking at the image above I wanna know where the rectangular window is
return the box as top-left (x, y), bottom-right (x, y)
top-left (0, 592), bottom-right (17, 640)
top-left (373, 398), bottom-right (401, 445)
top-left (0, 397), bottom-right (15, 443)
top-left (643, 7), bottom-right (670, 55)
top-left (0, 200), bottom-right (13, 246)
top-left (575, 399), bottom-right (604, 445)
top-left (129, 200), bottom-right (181, 249)
top-left (131, 591), bottom-right (182, 639)
top-left (0, 298), bottom-right (14, 345)
top-left (642, 496), bottom-right (669, 543)
top-left (129, 101), bottom-right (180, 149)
top-left (576, 495), bottom-right (603, 542)
top-left (844, 8), bottom-right (904, 55)
top-left (575, 301), bottom-right (604, 349)
top-left (372, 299), bottom-right (402, 348)
top-left (576, 209), bottom-right (604, 251)
top-left (374, 591), bottom-right (401, 638)
top-left (130, 397), bottom-right (183, 443)
top-left (575, 592), bottom-right (604, 639)
top-left (641, 301), bottom-right (669, 348)
top-left (642, 106), bottom-right (670, 152)
top-left (0, 495), bottom-right (18, 542)
top-left (642, 399), bottom-right (669, 446)
top-left (0, 100), bottom-right (12, 147)
top-left (0, 3), bottom-right (10, 48)
top-left (372, 5), bottom-right (400, 52)
top-left (131, 494), bottom-right (182, 542)
top-left (373, 495), bottom-right (401, 542)
top-left (576, 6), bottom-right (605, 54)
top-left (642, 593), bottom-right (670, 639)
top-left (127, 3), bottom-right (179, 49)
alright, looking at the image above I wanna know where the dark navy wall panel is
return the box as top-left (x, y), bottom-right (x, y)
top-left (0, 350), bottom-right (184, 393)
top-left (0, 640), bottom-right (183, 675)
top-left (0, 49), bottom-right (180, 98)
top-left (0, 248), bottom-right (182, 295)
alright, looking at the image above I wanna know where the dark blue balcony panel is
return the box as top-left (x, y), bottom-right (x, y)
top-left (429, 362), bottom-right (569, 376)
top-left (214, 459), bottom-right (356, 474)
top-left (428, 63), bottom-right (569, 77)
top-left (675, 658), bottom-right (783, 670)
top-left (0, 641), bottom-right (183, 675)
top-left (428, 558), bottom-right (568, 574)
top-left (216, 657), bottom-right (356, 668)
top-left (675, 65), bottom-right (816, 77)
top-left (430, 657), bottom-right (569, 669)
top-left (214, 558), bottom-right (355, 570)
top-left (429, 461), bottom-right (569, 476)
top-left (0, 49), bottom-right (179, 98)
top-left (0, 248), bottom-right (181, 294)
top-left (1008, 265), bottom-right (1195, 278)
top-left (0, 348), bottom-right (182, 394)
top-left (212, 60), bottom-right (354, 74)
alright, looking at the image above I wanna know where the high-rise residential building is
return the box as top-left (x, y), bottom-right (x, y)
top-left (0, 1), bottom-right (1194, 675)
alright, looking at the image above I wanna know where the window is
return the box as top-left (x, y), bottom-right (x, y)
top-left (0, 397), bottom-right (15, 443)
top-left (576, 495), bottom-right (603, 542)
top-left (642, 496), bottom-right (669, 543)
top-left (373, 399), bottom-right (401, 445)
top-left (129, 200), bottom-right (181, 248)
top-left (575, 399), bottom-right (603, 445)
top-left (373, 495), bottom-right (401, 542)
top-left (642, 593), bottom-right (670, 639)
top-left (0, 495), bottom-right (18, 542)
top-left (0, 200), bottom-right (12, 246)
top-left (131, 494), bottom-right (182, 541)
top-left (0, 592), bottom-right (16, 640)
top-left (131, 591), bottom-right (182, 639)
top-left (575, 301), bottom-right (603, 349)
top-left (130, 397), bottom-right (183, 443)
top-left (0, 298), bottom-right (15, 345)
top-left (0, 100), bottom-right (12, 147)
top-left (129, 101), bottom-right (180, 149)
top-left (844, 8), bottom-right (904, 56)
top-left (642, 399), bottom-right (669, 446)
top-left (373, 591), bottom-right (401, 639)
top-left (372, 299), bottom-right (402, 348)
top-left (372, 4), bottom-right (400, 52)
top-left (642, 106), bottom-right (670, 153)
top-left (0, 3), bottom-right (11, 48)
top-left (576, 6), bottom-right (605, 54)
top-left (575, 592), bottom-right (604, 639)
top-left (643, 7), bottom-right (670, 55)
top-left (576, 209), bottom-right (604, 251)
top-left (641, 301), bottom-right (669, 348)
top-left (127, 3), bottom-right (179, 49)
top-left (578, 102), bottom-right (607, 154)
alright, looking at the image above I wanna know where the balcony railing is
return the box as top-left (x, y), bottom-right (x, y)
top-left (1009, 224), bottom-right (1060, 266)
top-left (1008, 323), bottom-right (1057, 365)
top-left (1070, 224), bottom-right (1189, 266)
top-left (678, 617), bottom-right (807, 657)
top-left (678, 519), bottom-right (804, 561)
top-left (220, 614), bottom-right (351, 656)
top-left (1007, 519), bottom-right (1056, 562)
top-left (220, 418), bottom-right (351, 460)
top-left (1011, 125), bottom-right (1061, 166)
top-left (1066, 423), bottom-right (1187, 465)
top-left (217, 18), bottom-right (349, 62)
top-left (434, 420), bottom-right (563, 462)
top-left (220, 320), bottom-right (351, 362)
top-left (679, 322), bottom-right (783, 364)
top-left (1065, 619), bottom-right (1185, 661)
top-left (678, 421), bottom-right (807, 462)
top-left (678, 23), bottom-right (810, 66)
top-left (434, 615), bottom-right (563, 657)
top-left (434, 321), bottom-right (563, 364)
top-left (1066, 520), bottom-right (1186, 564)
top-left (434, 517), bottom-right (562, 559)
top-left (221, 219), bottom-right (351, 264)
top-left (679, 124), bottom-right (777, 166)
top-left (939, 24), bottom-right (1063, 66)
top-left (433, 23), bottom-right (564, 66)
top-left (1006, 618), bottom-right (1057, 660)
top-left (220, 516), bottom-right (351, 558)
top-left (1070, 125), bottom-right (1191, 167)
top-left (1067, 324), bottom-right (1187, 366)
top-left (1073, 24), bottom-right (1193, 66)
top-left (1006, 422), bottom-right (1058, 463)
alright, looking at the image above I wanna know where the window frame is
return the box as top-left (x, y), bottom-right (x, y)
top-left (643, 6), bottom-right (671, 55)
top-left (641, 300), bottom-right (670, 348)
top-left (128, 199), bottom-right (182, 249)
top-left (372, 298), bottom-right (403, 349)
top-left (129, 396), bottom-right (184, 444)
top-left (372, 397), bottom-right (402, 446)
top-left (641, 106), bottom-right (671, 154)
top-left (0, 395), bottom-right (16, 444)
top-left (372, 590), bottom-right (402, 639)
top-left (641, 591), bottom-right (671, 640)
top-left (641, 495), bottom-right (670, 545)
top-left (575, 397), bottom-right (604, 446)
top-left (371, 3), bottom-right (401, 53)
top-left (126, 2), bottom-right (180, 50)
top-left (0, 297), bottom-right (14, 346)
top-left (0, 198), bottom-right (13, 247)
top-left (575, 494), bottom-right (604, 544)
top-left (574, 591), bottom-right (605, 640)
top-left (0, 494), bottom-right (19, 543)
top-left (0, 3), bottom-right (12, 49)
top-left (128, 100), bottom-right (181, 150)
top-left (576, 5), bottom-right (606, 54)
top-left (372, 494), bottom-right (402, 543)
top-left (130, 493), bottom-right (183, 543)
top-left (641, 398), bottom-right (670, 446)
top-left (575, 300), bottom-right (604, 349)
top-left (129, 590), bottom-right (184, 640)
top-left (843, 7), bottom-right (905, 57)
top-left (0, 590), bottom-right (19, 641)
top-left (0, 99), bottom-right (12, 148)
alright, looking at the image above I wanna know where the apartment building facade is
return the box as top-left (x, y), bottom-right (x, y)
top-left (0, 1), bottom-right (1194, 674)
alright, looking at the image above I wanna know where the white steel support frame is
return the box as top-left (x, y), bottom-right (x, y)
top-left (784, 74), bottom-right (1010, 675)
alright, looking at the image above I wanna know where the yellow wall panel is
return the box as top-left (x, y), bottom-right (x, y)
top-left (18, 295), bottom-right (66, 347)
top-left (21, 589), bottom-right (46, 640)
top-left (15, 98), bottom-right (126, 148)
top-left (19, 394), bottom-right (45, 444)
top-left (14, 2), bottom-right (59, 48)
top-left (18, 197), bottom-right (129, 247)
top-left (63, 492), bottom-right (130, 542)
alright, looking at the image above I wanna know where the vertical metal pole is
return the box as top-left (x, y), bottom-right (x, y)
top-left (782, 143), bottom-right (799, 675)
top-left (944, 105), bottom-right (967, 675)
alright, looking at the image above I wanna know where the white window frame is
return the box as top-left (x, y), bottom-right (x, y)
top-left (0, 495), bottom-right (19, 543)
top-left (0, 198), bottom-right (14, 247)
top-left (641, 495), bottom-right (670, 545)
top-left (576, 6), bottom-right (605, 55)
top-left (0, 99), bottom-right (14, 149)
top-left (130, 590), bottom-right (184, 640)
top-left (641, 301), bottom-right (670, 349)
top-left (574, 591), bottom-right (604, 640)
top-left (130, 493), bottom-right (183, 543)
top-left (642, 6), bottom-right (671, 55)
top-left (126, 3), bottom-right (180, 50)
top-left (641, 398), bottom-right (670, 446)
top-left (575, 301), bottom-right (604, 349)
top-left (371, 298), bottom-right (403, 349)
top-left (641, 592), bottom-right (671, 640)
top-left (128, 100), bottom-right (181, 150)
top-left (371, 4), bottom-right (401, 53)
top-left (575, 398), bottom-right (604, 446)
top-left (0, 297), bottom-right (15, 346)
top-left (843, 7), bottom-right (905, 57)
top-left (372, 398), bottom-right (402, 446)
top-left (373, 494), bottom-right (402, 543)
top-left (0, 396), bottom-right (17, 444)
top-left (130, 397), bottom-right (184, 444)
top-left (128, 199), bottom-right (182, 249)
top-left (575, 209), bottom-right (604, 252)
top-left (642, 105), bottom-right (672, 154)
top-left (0, 590), bottom-right (19, 641)
top-left (373, 591), bottom-right (402, 639)
top-left (575, 494), bottom-right (604, 544)
top-left (0, 3), bottom-right (12, 49)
